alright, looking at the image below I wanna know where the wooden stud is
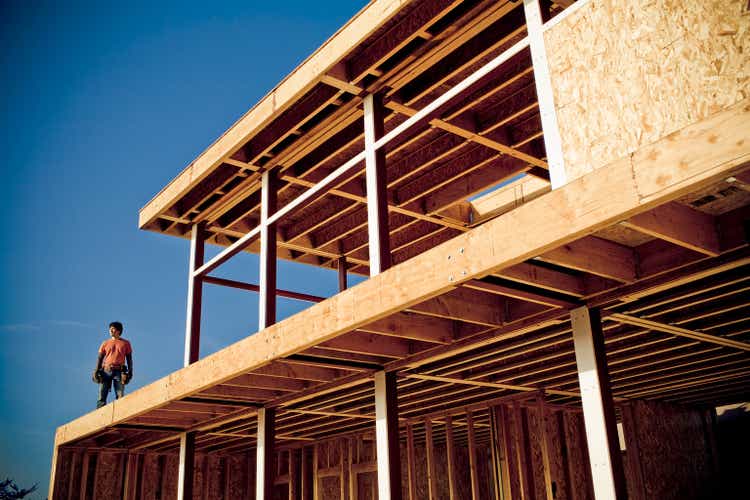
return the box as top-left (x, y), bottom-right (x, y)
top-left (570, 306), bottom-right (627, 500)
top-left (259, 170), bottom-right (279, 330)
top-left (374, 371), bottom-right (402, 500)
top-left (467, 411), bottom-right (481, 500)
top-left (536, 395), bottom-right (554, 499)
top-left (177, 432), bottom-right (196, 500)
top-left (445, 415), bottom-right (457, 500)
top-left (302, 446), bottom-right (314, 500)
top-left (406, 423), bottom-right (417, 500)
top-left (621, 202), bottom-right (721, 256)
top-left (512, 402), bottom-right (533, 500)
top-left (424, 419), bottom-right (437, 500)
top-left (363, 93), bottom-right (391, 276)
top-left (256, 407), bottom-right (276, 500)
top-left (184, 222), bottom-right (206, 366)
top-left (290, 448), bottom-right (302, 500)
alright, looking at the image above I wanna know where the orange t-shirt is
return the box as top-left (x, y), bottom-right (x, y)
top-left (99, 338), bottom-right (132, 366)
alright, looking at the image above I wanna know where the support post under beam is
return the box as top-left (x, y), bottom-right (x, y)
top-left (338, 256), bottom-right (348, 291)
top-left (259, 170), bottom-right (278, 330)
top-left (523, 0), bottom-right (567, 189)
top-left (363, 93), bottom-right (391, 276)
top-left (177, 431), bottom-right (196, 500)
top-left (256, 407), bottom-right (276, 500)
top-left (375, 371), bottom-right (402, 500)
top-left (570, 306), bottom-right (627, 500)
top-left (184, 222), bottom-right (206, 366)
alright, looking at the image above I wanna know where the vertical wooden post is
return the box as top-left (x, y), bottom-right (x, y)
top-left (290, 448), bottom-right (302, 500)
top-left (184, 222), bottom-right (206, 366)
top-left (406, 423), bottom-right (417, 500)
top-left (467, 411), bottom-right (481, 500)
top-left (302, 446), bottom-right (314, 500)
top-left (177, 432), bottom-right (196, 500)
top-left (536, 395), bottom-right (554, 500)
top-left (374, 371), bottom-right (402, 500)
top-left (256, 407), bottom-right (276, 500)
top-left (425, 419), bottom-right (437, 500)
top-left (522, 0), bottom-right (567, 189)
top-left (338, 256), bottom-right (348, 291)
top-left (571, 306), bottom-right (627, 500)
top-left (445, 415), bottom-right (457, 500)
top-left (259, 170), bottom-right (278, 330)
top-left (363, 93), bottom-right (391, 276)
top-left (513, 401), bottom-right (534, 500)
top-left (496, 405), bottom-right (513, 500)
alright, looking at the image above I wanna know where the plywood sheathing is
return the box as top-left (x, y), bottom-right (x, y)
top-left (546, 0), bottom-right (750, 181)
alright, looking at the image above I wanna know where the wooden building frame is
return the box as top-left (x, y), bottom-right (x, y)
top-left (51, 0), bottom-right (749, 498)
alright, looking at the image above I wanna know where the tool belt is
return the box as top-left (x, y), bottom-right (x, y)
top-left (104, 364), bottom-right (126, 371)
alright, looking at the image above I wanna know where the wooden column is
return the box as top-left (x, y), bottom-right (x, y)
top-left (177, 432), bottom-right (196, 500)
top-left (259, 170), bottom-right (278, 330)
top-left (363, 93), bottom-right (391, 276)
top-left (184, 222), bottom-right (206, 366)
top-left (256, 407), bottom-right (276, 500)
top-left (374, 371), bottom-right (402, 500)
top-left (570, 306), bottom-right (627, 500)
top-left (522, 0), bottom-right (567, 189)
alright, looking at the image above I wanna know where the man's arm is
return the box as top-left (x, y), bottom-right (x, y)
top-left (92, 353), bottom-right (104, 383)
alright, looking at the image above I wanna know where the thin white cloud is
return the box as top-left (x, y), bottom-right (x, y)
top-left (0, 323), bottom-right (41, 332)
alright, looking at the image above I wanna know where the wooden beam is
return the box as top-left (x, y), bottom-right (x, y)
top-left (184, 223), bottom-right (206, 365)
top-left (364, 93), bottom-right (391, 275)
top-left (538, 236), bottom-right (637, 282)
top-left (570, 307), bottom-right (627, 499)
top-left (621, 201), bottom-right (721, 256)
top-left (256, 408), bottom-right (276, 500)
top-left (408, 286), bottom-right (504, 326)
top-left (374, 371), bottom-right (402, 500)
top-left (358, 313), bottom-right (454, 344)
top-left (609, 313), bottom-right (750, 351)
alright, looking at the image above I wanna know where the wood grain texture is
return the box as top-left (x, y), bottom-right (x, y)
top-left (546, 0), bottom-right (750, 181)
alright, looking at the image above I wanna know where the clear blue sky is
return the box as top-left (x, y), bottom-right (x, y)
top-left (0, 0), bottom-right (367, 494)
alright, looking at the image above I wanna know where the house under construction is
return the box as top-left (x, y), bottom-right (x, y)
top-left (50, 0), bottom-right (750, 498)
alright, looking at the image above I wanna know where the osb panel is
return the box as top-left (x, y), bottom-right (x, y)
top-left (92, 451), bottom-right (124, 500)
top-left (562, 411), bottom-right (593, 500)
top-left (546, 0), bottom-right (750, 181)
top-left (226, 454), bottom-right (249, 500)
top-left (622, 399), bottom-right (717, 500)
top-left (356, 471), bottom-right (377, 500)
top-left (140, 454), bottom-right (161, 500)
top-left (206, 455), bottom-right (226, 499)
top-left (162, 454), bottom-right (179, 500)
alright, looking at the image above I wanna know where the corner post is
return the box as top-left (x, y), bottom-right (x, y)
top-left (259, 169), bottom-right (279, 330)
top-left (363, 93), bottom-right (391, 276)
top-left (256, 407), bottom-right (276, 500)
top-left (177, 431), bottom-right (196, 500)
top-left (374, 370), bottom-right (402, 499)
top-left (184, 222), bottom-right (206, 366)
top-left (523, 0), bottom-right (568, 189)
top-left (570, 306), bottom-right (627, 499)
